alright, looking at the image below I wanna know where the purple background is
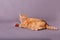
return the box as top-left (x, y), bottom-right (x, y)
top-left (0, 0), bottom-right (60, 40)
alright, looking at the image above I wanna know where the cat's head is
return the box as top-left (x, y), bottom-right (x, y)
top-left (19, 14), bottom-right (27, 22)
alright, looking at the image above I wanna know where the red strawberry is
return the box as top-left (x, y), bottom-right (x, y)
top-left (15, 23), bottom-right (19, 27)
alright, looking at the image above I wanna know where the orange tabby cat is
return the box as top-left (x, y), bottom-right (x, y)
top-left (17, 14), bottom-right (58, 31)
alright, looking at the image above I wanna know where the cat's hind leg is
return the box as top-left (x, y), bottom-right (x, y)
top-left (35, 27), bottom-right (45, 31)
top-left (31, 26), bottom-right (45, 31)
top-left (38, 27), bottom-right (46, 30)
top-left (34, 27), bottom-right (46, 31)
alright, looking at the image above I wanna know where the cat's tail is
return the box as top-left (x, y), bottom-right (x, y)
top-left (46, 25), bottom-right (58, 30)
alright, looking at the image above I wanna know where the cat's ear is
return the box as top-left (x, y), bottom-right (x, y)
top-left (19, 14), bottom-right (21, 18)
top-left (19, 14), bottom-right (27, 17)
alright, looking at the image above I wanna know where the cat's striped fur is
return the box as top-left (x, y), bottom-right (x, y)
top-left (19, 14), bottom-right (58, 31)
